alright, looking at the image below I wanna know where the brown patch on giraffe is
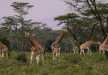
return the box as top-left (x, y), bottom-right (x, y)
top-left (0, 42), bottom-right (8, 58)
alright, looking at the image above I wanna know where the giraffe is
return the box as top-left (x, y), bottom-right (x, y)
top-left (51, 31), bottom-right (64, 60)
top-left (99, 33), bottom-right (108, 54)
top-left (25, 32), bottom-right (44, 64)
top-left (80, 40), bottom-right (100, 55)
top-left (0, 42), bottom-right (8, 58)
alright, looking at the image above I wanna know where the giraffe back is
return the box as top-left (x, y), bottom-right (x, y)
top-left (80, 41), bottom-right (94, 49)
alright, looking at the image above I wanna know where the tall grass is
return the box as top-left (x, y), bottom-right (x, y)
top-left (0, 51), bottom-right (108, 75)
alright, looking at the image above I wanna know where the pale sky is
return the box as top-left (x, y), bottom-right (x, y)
top-left (0, 0), bottom-right (107, 30)
top-left (0, 0), bottom-right (69, 30)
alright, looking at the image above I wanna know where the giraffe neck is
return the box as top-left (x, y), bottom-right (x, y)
top-left (30, 36), bottom-right (42, 48)
top-left (52, 32), bottom-right (64, 46)
top-left (102, 36), bottom-right (108, 45)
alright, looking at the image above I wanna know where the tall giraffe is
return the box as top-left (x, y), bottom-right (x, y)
top-left (25, 32), bottom-right (44, 64)
top-left (0, 42), bottom-right (8, 58)
top-left (51, 31), bottom-right (64, 60)
top-left (99, 33), bottom-right (108, 54)
top-left (80, 40), bottom-right (100, 55)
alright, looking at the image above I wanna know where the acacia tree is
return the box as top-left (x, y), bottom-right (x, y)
top-left (55, 0), bottom-right (108, 50)
top-left (64, 0), bottom-right (108, 37)
top-left (11, 2), bottom-right (33, 32)
top-left (10, 2), bottom-right (45, 51)
top-left (0, 2), bottom-right (44, 51)
top-left (55, 12), bottom-right (98, 51)
top-left (55, 13), bottom-right (80, 49)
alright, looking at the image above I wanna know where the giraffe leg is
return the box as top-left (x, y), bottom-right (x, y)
top-left (56, 49), bottom-right (60, 58)
top-left (99, 48), bottom-right (105, 54)
top-left (1, 49), bottom-right (4, 58)
top-left (30, 51), bottom-right (34, 64)
top-left (80, 49), bottom-right (85, 56)
top-left (87, 48), bottom-right (92, 55)
top-left (83, 49), bottom-right (85, 56)
top-left (99, 47), bottom-right (102, 54)
top-left (102, 50), bottom-right (105, 54)
top-left (80, 49), bottom-right (82, 55)
top-left (2, 53), bottom-right (4, 57)
top-left (55, 52), bottom-right (58, 60)
top-left (36, 55), bottom-right (40, 64)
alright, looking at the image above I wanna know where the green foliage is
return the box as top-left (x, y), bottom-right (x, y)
top-left (0, 52), bottom-right (108, 75)
top-left (11, 2), bottom-right (34, 16)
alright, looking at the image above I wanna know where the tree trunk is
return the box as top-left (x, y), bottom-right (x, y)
top-left (86, 0), bottom-right (106, 38)
top-left (67, 27), bottom-right (80, 52)
top-left (87, 23), bottom-right (96, 40)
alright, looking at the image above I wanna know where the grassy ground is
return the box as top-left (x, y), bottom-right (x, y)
top-left (0, 51), bottom-right (108, 75)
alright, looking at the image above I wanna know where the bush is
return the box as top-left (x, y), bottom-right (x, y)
top-left (16, 53), bottom-right (27, 64)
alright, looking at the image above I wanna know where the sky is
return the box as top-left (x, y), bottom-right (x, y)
top-left (0, 0), bottom-right (69, 30)
top-left (0, 0), bottom-right (107, 30)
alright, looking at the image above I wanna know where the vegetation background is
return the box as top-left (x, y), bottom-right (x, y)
top-left (0, 0), bottom-right (108, 75)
